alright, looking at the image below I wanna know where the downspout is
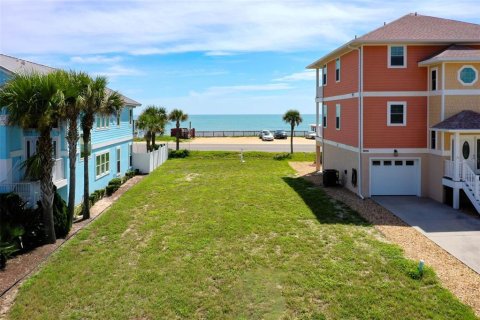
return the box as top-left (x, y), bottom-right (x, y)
top-left (348, 44), bottom-right (365, 199)
top-left (315, 68), bottom-right (322, 171)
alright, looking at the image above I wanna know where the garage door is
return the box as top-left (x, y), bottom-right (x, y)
top-left (370, 159), bottom-right (420, 196)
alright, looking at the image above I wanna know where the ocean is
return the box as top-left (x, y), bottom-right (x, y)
top-left (165, 114), bottom-right (316, 132)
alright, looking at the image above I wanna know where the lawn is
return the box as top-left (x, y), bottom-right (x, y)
top-left (8, 152), bottom-right (476, 319)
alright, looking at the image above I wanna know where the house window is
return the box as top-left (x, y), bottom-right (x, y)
top-left (335, 104), bottom-right (341, 130)
top-left (96, 115), bottom-right (110, 129)
top-left (116, 147), bottom-right (121, 173)
top-left (458, 66), bottom-right (478, 86)
top-left (129, 109), bottom-right (133, 125)
top-left (95, 152), bottom-right (110, 178)
top-left (322, 104), bottom-right (327, 128)
top-left (116, 111), bottom-right (121, 126)
top-left (430, 131), bottom-right (436, 150)
top-left (52, 140), bottom-right (58, 159)
top-left (335, 58), bottom-right (340, 82)
top-left (431, 68), bottom-right (437, 91)
top-left (389, 46), bottom-right (406, 68)
top-left (322, 64), bottom-right (327, 86)
top-left (387, 102), bottom-right (406, 126)
top-left (129, 143), bottom-right (133, 167)
top-left (462, 141), bottom-right (470, 160)
top-left (79, 134), bottom-right (91, 159)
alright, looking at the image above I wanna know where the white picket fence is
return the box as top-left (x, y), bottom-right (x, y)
top-left (132, 144), bottom-right (169, 174)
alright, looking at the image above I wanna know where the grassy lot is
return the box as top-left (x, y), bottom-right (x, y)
top-left (8, 152), bottom-right (476, 319)
top-left (134, 136), bottom-right (191, 143)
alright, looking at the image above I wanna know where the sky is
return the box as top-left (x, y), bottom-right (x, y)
top-left (1, 0), bottom-right (480, 115)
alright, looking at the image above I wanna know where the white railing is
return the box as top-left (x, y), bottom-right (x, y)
top-left (0, 181), bottom-right (41, 207)
top-left (462, 162), bottom-right (480, 201)
top-left (316, 86), bottom-right (323, 99)
top-left (52, 158), bottom-right (65, 182)
top-left (444, 160), bottom-right (454, 179)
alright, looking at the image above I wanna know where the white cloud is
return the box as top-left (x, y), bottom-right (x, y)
top-left (274, 71), bottom-right (316, 82)
top-left (70, 55), bottom-right (123, 64)
top-left (91, 65), bottom-right (144, 78)
top-left (2, 0), bottom-right (478, 56)
top-left (189, 83), bottom-right (293, 97)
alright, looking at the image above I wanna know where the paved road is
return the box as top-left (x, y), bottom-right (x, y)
top-left (373, 196), bottom-right (480, 274)
top-left (166, 142), bottom-right (315, 152)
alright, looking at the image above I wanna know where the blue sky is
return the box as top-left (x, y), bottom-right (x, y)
top-left (1, 0), bottom-right (480, 115)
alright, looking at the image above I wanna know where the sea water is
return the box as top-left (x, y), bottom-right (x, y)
top-left (165, 114), bottom-right (316, 131)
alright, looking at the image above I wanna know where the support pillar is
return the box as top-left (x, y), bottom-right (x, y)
top-left (453, 187), bottom-right (460, 209)
top-left (453, 132), bottom-right (461, 181)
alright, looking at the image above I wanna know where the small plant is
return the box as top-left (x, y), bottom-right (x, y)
top-left (105, 185), bottom-right (117, 196)
top-left (109, 178), bottom-right (122, 187)
top-left (169, 149), bottom-right (190, 158)
top-left (273, 153), bottom-right (292, 160)
top-left (125, 170), bottom-right (136, 179)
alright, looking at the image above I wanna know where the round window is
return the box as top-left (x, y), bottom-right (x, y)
top-left (459, 66), bottom-right (478, 85)
top-left (463, 141), bottom-right (470, 159)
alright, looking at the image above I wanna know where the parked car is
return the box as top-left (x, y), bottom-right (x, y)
top-left (305, 131), bottom-right (316, 139)
top-left (260, 130), bottom-right (274, 141)
top-left (274, 130), bottom-right (288, 139)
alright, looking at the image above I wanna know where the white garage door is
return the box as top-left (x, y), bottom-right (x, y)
top-left (370, 159), bottom-right (420, 196)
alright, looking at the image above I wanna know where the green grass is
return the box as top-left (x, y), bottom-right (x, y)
top-left (134, 136), bottom-right (191, 142)
top-left (8, 152), bottom-right (476, 319)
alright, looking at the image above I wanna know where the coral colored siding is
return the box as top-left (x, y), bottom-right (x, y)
top-left (363, 97), bottom-right (427, 148)
top-left (323, 50), bottom-right (359, 97)
top-left (363, 45), bottom-right (447, 91)
top-left (323, 98), bottom-right (358, 147)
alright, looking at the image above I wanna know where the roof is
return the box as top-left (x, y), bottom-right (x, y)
top-left (307, 13), bottom-right (480, 69)
top-left (0, 54), bottom-right (141, 106)
top-left (419, 45), bottom-right (480, 65)
top-left (432, 111), bottom-right (480, 131)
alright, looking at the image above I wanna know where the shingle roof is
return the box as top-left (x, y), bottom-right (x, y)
top-left (307, 13), bottom-right (480, 69)
top-left (419, 45), bottom-right (480, 65)
top-left (432, 111), bottom-right (480, 130)
top-left (358, 14), bottom-right (480, 42)
top-left (0, 54), bottom-right (141, 106)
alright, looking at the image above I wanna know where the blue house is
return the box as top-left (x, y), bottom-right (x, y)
top-left (0, 54), bottom-right (141, 206)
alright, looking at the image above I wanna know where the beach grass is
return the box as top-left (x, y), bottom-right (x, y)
top-left (8, 152), bottom-right (476, 319)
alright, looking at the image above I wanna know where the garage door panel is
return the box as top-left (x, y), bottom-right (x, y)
top-left (371, 159), bottom-right (419, 196)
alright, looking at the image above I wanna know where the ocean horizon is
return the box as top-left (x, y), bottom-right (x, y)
top-left (165, 114), bottom-right (316, 132)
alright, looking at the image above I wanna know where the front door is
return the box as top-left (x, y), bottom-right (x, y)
top-left (460, 136), bottom-right (475, 172)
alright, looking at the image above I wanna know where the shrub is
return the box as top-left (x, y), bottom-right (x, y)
top-left (52, 190), bottom-right (69, 238)
top-left (125, 170), bottom-right (135, 179)
top-left (121, 176), bottom-right (128, 184)
top-left (108, 178), bottom-right (122, 187)
top-left (273, 153), bottom-right (292, 160)
top-left (169, 149), bottom-right (190, 158)
top-left (105, 185), bottom-right (117, 196)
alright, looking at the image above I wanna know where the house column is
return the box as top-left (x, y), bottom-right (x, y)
top-left (453, 131), bottom-right (461, 209)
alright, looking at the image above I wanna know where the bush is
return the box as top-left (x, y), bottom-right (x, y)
top-left (273, 153), bottom-right (292, 160)
top-left (169, 149), bottom-right (190, 158)
top-left (125, 170), bottom-right (135, 179)
top-left (108, 178), bottom-right (122, 187)
top-left (52, 190), bottom-right (69, 238)
top-left (121, 176), bottom-right (128, 184)
top-left (105, 185), bottom-right (117, 196)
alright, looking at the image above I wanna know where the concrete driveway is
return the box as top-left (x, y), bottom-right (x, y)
top-left (373, 196), bottom-right (480, 274)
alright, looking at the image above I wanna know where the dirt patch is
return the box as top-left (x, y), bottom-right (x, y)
top-left (289, 161), bottom-right (480, 316)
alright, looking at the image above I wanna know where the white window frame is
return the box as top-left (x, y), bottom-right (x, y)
top-left (116, 147), bottom-right (121, 175)
top-left (322, 64), bottom-right (327, 86)
top-left (458, 65), bottom-right (478, 86)
top-left (95, 150), bottom-right (110, 179)
top-left (430, 130), bottom-right (437, 150)
top-left (335, 104), bottom-right (341, 130)
top-left (431, 67), bottom-right (438, 91)
top-left (388, 45), bottom-right (407, 68)
top-left (387, 101), bottom-right (407, 126)
top-left (322, 104), bottom-right (327, 128)
top-left (335, 58), bottom-right (340, 82)
top-left (96, 115), bottom-right (110, 130)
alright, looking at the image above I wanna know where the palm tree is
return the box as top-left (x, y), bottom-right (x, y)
top-left (0, 72), bottom-right (64, 243)
top-left (168, 109), bottom-right (188, 151)
top-left (80, 76), bottom-right (123, 219)
top-left (137, 106), bottom-right (168, 151)
top-left (283, 109), bottom-right (303, 154)
top-left (57, 70), bottom-right (90, 228)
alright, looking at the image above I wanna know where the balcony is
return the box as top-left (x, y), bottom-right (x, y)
top-left (0, 181), bottom-right (40, 208)
top-left (53, 158), bottom-right (67, 188)
top-left (316, 86), bottom-right (323, 102)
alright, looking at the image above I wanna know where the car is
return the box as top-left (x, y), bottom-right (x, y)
top-left (260, 130), bottom-right (274, 141)
top-left (305, 131), bottom-right (316, 139)
top-left (274, 130), bottom-right (288, 139)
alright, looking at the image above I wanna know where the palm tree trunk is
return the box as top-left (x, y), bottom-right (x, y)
top-left (152, 132), bottom-right (156, 150)
top-left (82, 129), bottom-right (91, 220)
top-left (38, 129), bottom-right (56, 244)
top-left (66, 119), bottom-right (78, 228)
top-left (290, 124), bottom-right (294, 154)
top-left (145, 132), bottom-right (151, 152)
top-left (176, 121), bottom-right (180, 151)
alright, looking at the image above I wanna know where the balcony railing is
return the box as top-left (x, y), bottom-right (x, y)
top-left (0, 181), bottom-right (40, 207)
top-left (53, 158), bottom-right (65, 182)
top-left (316, 86), bottom-right (323, 100)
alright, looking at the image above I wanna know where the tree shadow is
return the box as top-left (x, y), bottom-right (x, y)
top-left (282, 176), bottom-right (370, 227)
